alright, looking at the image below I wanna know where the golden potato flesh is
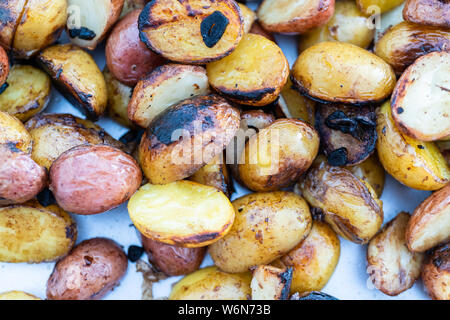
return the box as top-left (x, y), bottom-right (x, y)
top-left (348, 155), bottom-right (386, 198)
top-left (0, 291), bottom-right (41, 300)
top-left (128, 181), bottom-right (235, 248)
top-left (277, 77), bottom-right (316, 124)
top-left (209, 192), bottom-right (312, 273)
top-left (207, 33), bottom-right (289, 106)
top-left (238, 3), bottom-right (256, 33)
top-left (376, 101), bottom-right (450, 191)
top-left (169, 266), bottom-right (252, 300)
top-left (291, 42), bottom-right (396, 105)
top-left (357, 0), bottom-right (405, 16)
top-left (0, 111), bottom-right (32, 153)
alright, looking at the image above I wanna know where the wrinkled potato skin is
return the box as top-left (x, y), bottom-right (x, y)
top-left (50, 145), bottom-right (142, 215)
top-left (0, 291), bottom-right (41, 300)
top-left (189, 153), bottom-right (231, 197)
top-left (357, 0), bottom-right (405, 15)
top-left (403, 0), bottom-right (450, 29)
top-left (348, 155), bottom-right (386, 198)
top-left (209, 192), bottom-right (313, 273)
top-left (0, 0), bottom-right (27, 49)
top-left (142, 236), bottom-right (206, 276)
top-left (103, 68), bottom-right (134, 127)
top-left (273, 221), bottom-right (340, 294)
top-left (169, 266), bottom-right (252, 300)
top-left (422, 243), bottom-right (450, 300)
top-left (375, 22), bottom-right (450, 74)
top-left (46, 238), bottom-right (128, 300)
top-left (0, 111), bottom-right (32, 153)
top-left (0, 46), bottom-right (8, 86)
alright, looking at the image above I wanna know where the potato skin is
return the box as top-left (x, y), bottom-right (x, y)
top-left (189, 153), bottom-right (231, 197)
top-left (422, 243), bottom-right (450, 300)
top-left (209, 192), bottom-right (313, 273)
top-left (403, 0), bottom-right (450, 29)
top-left (249, 21), bottom-right (276, 42)
top-left (141, 236), bottom-right (206, 276)
top-left (0, 0), bottom-right (27, 49)
top-left (0, 46), bottom-right (8, 86)
top-left (50, 145), bottom-right (142, 215)
top-left (106, 9), bottom-right (165, 86)
top-left (348, 155), bottom-right (385, 198)
top-left (0, 111), bottom-right (32, 153)
top-left (103, 68), bottom-right (134, 128)
top-left (46, 238), bottom-right (128, 300)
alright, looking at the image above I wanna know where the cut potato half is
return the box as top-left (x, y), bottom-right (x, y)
top-left (0, 291), bottom-right (41, 300)
top-left (251, 265), bottom-right (292, 300)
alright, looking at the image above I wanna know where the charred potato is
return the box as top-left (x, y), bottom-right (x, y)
top-left (357, 0), bottom-right (405, 16)
top-left (46, 238), bottom-right (128, 300)
top-left (376, 101), bottom-right (450, 191)
top-left (138, 0), bottom-right (244, 64)
top-left (189, 153), bottom-right (231, 197)
top-left (238, 119), bottom-right (320, 192)
top-left (251, 265), bottom-right (293, 300)
top-left (106, 9), bottom-right (165, 86)
top-left (406, 184), bottom-right (450, 252)
top-left (128, 181), bottom-right (235, 247)
top-left (138, 95), bottom-right (240, 184)
top-left (238, 3), bottom-right (256, 33)
top-left (37, 44), bottom-right (107, 120)
top-left (348, 155), bottom-right (386, 197)
top-left (207, 33), bottom-right (289, 106)
top-left (0, 0), bottom-right (27, 49)
top-left (209, 192), bottom-right (313, 273)
top-left (403, 0), bottom-right (450, 29)
top-left (0, 201), bottom-right (77, 263)
top-left (374, 21), bottom-right (450, 75)
top-left (391, 51), bottom-right (450, 142)
top-left (0, 65), bottom-right (51, 122)
top-left (128, 64), bottom-right (210, 128)
top-left (257, 0), bottom-right (335, 34)
top-left (0, 46), bottom-right (8, 87)
top-left (0, 111), bottom-right (32, 153)
top-left (103, 67), bottom-right (134, 127)
top-left (169, 266), bottom-right (252, 300)
top-left (291, 42), bottom-right (396, 105)
top-left (367, 212), bottom-right (424, 296)
top-left (50, 145), bottom-right (142, 215)
top-left (298, 158), bottom-right (383, 244)
top-left (141, 235), bottom-right (206, 276)
top-left (422, 243), bottom-right (449, 300)
top-left (0, 291), bottom-right (41, 300)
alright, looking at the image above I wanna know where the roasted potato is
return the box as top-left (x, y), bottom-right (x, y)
top-left (0, 46), bottom-right (8, 87)
top-left (209, 192), bottom-right (313, 273)
top-left (348, 155), bottom-right (386, 197)
top-left (0, 201), bottom-right (77, 263)
top-left (249, 21), bottom-right (276, 42)
top-left (0, 110), bottom-right (32, 154)
top-left (238, 3), bottom-right (257, 33)
top-left (421, 243), bottom-right (449, 300)
top-left (106, 9), bottom-right (165, 86)
top-left (257, 0), bottom-right (335, 34)
top-left (0, 65), bottom-right (51, 122)
top-left (403, 0), bottom-right (450, 29)
top-left (0, 291), bottom-right (41, 300)
top-left (315, 104), bottom-right (377, 166)
top-left (0, 0), bottom-right (27, 49)
top-left (120, 0), bottom-right (147, 18)
top-left (374, 21), bottom-right (450, 75)
top-left (298, 0), bottom-right (374, 52)
top-left (25, 113), bottom-right (126, 170)
top-left (138, 0), bottom-right (243, 64)
top-left (169, 266), bottom-right (252, 300)
top-left (128, 64), bottom-right (210, 128)
top-left (46, 238), bottom-right (128, 300)
top-left (291, 42), bottom-right (396, 105)
top-left (251, 265), bottom-right (293, 300)
top-left (406, 184), bottom-right (450, 252)
top-left (189, 153), bottom-right (231, 197)
top-left (50, 144), bottom-right (142, 215)
top-left (207, 33), bottom-right (289, 106)
top-left (273, 221), bottom-right (340, 294)
top-left (356, 0), bottom-right (405, 16)
top-left (376, 101), bottom-right (450, 191)
top-left (141, 235), bottom-right (206, 276)
top-left (391, 51), bottom-right (450, 142)
top-left (128, 181), bottom-right (235, 247)
top-left (367, 212), bottom-right (424, 296)
top-left (238, 119), bottom-right (320, 192)
top-left (298, 158), bottom-right (383, 244)
top-left (138, 95), bottom-right (240, 184)
top-left (37, 44), bottom-right (107, 120)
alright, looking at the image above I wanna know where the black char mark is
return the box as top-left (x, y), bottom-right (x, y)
top-left (0, 82), bottom-right (8, 94)
top-left (68, 27), bottom-right (96, 40)
top-left (327, 147), bottom-right (348, 166)
top-left (201, 11), bottom-right (229, 48)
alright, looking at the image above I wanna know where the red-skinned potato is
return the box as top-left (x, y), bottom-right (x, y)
top-left (50, 145), bottom-right (142, 215)
top-left (0, 46), bottom-right (8, 88)
top-left (403, 0), bottom-right (450, 29)
top-left (141, 235), bottom-right (206, 276)
top-left (106, 9), bottom-right (165, 86)
top-left (422, 243), bottom-right (450, 300)
top-left (0, 0), bottom-right (27, 49)
top-left (46, 238), bottom-right (128, 300)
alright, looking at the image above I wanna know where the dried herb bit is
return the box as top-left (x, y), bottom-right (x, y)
top-left (0, 82), bottom-right (8, 95)
top-left (201, 11), bottom-right (229, 48)
top-left (327, 147), bottom-right (348, 166)
top-left (127, 245), bottom-right (144, 262)
top-left (291, 291), bottom-right (338, 300)
top-left (68, 27), bottom-right (96, 40)
top-left (36, 188), bottom-right (56, 207)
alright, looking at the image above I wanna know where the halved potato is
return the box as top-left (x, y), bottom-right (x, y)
top-left (0, 110), bottom-right (32, 153)
top-left (291, 42), bottom-right (396, 105)
top-left (357, 0), bottom-right (405, 16)
top-left (138, 95), bottom-right (240, 184)
top-left (0, 201), bottom-right (77, 263)
top-left (374, 21), bottom-right (450, 75)
top-left (403, 0), bottom-right (450, 29)
top-left (376, 101), bottom-right (450, 190)
top-left (0, 65), bottom-right (51, 122)
top-left (37, 44), bottom-right (107, 120)
top-left (422, 243), bottom-right (450, 300)
top-left (129, 181), bottom-right (234, 247)
top-left (0, 0), bottom-right (27, 49)
top-left (103, 67), bottom-right (133, 128)
top-left (207, 33), bottom-right (289, 106)
top-left (0, 46), bottom-right (9, 87)
top-left (189, 153), bottom-right (231, 197)
top-left (367, 212), bottom-right (424, 296)
top-left (12, 0), bottom-right (67, 59)
top-left (406, 184), bottom-right (450, 252)
top-left (238, 3), bottom-right (256, 33)
top-left (391, 51), bottom-right (450, 142)
top-left (138, 0), bottom-right (243, 64)
top-left (348, 155), bottom-right (386, 197)
top-left (67, 0), bottom-right (124, 50)
top-left (251, 265), bottom-right (293, 300)
top-left (128, 64), bottom-right (210, 128)
top-left (257, 0), bottom-right (335, 34)
top-left (0, 291), bottom-right (41, 300)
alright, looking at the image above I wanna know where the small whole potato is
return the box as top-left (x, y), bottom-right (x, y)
top-left (238, 119), bottom-right (320, 192)
top-left (46, 238), bottom-right (128, 300)
top-left (0, 46), bottom-right (8, 87)
top-left (0, 111), bottom-right (32, 154)
top-left (422, 243), bottom-right (449, 300)
top-left (403, 0), bottom-right (450, 29)
top-left (50, 145), bottom-right (142, 215)
top-left (141, 235), bottom-right (206, 276)
top-left (209, 192), bottom-right (313, 273)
